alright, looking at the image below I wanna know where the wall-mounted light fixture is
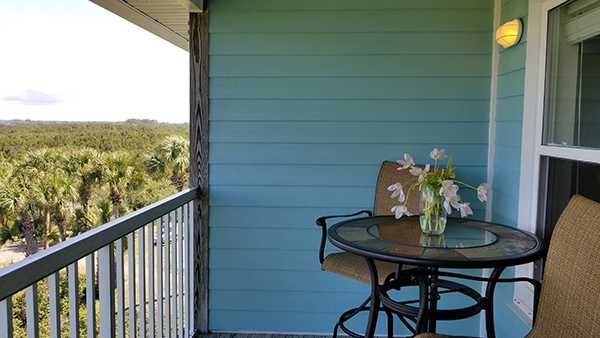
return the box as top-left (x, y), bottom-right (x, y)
top-left (495, 19), bottom-right (523, 48)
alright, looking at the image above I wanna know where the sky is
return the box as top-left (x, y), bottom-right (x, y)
top-left (0, 0), bottom-right (189, 123)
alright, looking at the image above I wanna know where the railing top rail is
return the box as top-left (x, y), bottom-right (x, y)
top-left (0, 187), bottom-right (198, 302)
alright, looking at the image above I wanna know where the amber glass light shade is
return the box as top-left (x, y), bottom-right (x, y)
top-left (496, 19), bottom-right (522, 48)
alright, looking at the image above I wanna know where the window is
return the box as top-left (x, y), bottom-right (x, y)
top-left (540, 0), bottom-right (600, 246)
top-left (517, 0), bottom-right (600, 321)
top-left (544, 0), bottom-right (600, 149)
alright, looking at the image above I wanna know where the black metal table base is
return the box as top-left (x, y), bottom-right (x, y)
top-left (378, 266), bottom-right (506, 338)
top-left (333, 295), bottom-right (392, 338)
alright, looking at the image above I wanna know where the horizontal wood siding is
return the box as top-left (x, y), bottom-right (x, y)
top-left (492, 0), bottom-right (528, 226)
top-left (208, 0), bottom-right (493, 334)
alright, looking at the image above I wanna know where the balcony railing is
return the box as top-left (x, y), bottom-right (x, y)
top-left (0, 187), bottom-right (198, 338)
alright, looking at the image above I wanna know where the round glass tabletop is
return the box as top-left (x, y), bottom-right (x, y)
top-left (368, 222), bottom-right (497, 248)
top-left (328, 216), bottom-right (546, 268)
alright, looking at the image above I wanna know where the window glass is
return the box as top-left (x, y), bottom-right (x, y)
top-left (542, 157), bottom-right (600, 243)
top-left (543, 0), bottom-right (600, 148)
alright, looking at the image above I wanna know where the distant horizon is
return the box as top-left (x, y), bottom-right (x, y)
top-left (0, 118), bottom-right (189, 125)
top-left (0, 0), bottom-right (189, 124)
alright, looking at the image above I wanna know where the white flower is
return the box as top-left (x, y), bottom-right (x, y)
top-left (392, 205), bottom-right (413, 218)
top-left (443, 199), bottom-right (452, 214)
top-left (439, 180), bottom-right (459, 200)
top-left (458, 202), bottom-right (473, 217)
top-left (397, 153), bottom-right (415, 170)
top-left (388, 182), bottom-right (406, 202)
top-left (430, 148), bottom-right (448, 161)
top-left (477, 183), bottom-right (491, 202)
top-left (389, 147), bottom-right (491, 220)
top-left (410, 164), bottom-right (430, 182)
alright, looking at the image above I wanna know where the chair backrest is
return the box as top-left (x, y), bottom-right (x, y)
top-left (527, 194), bottom-right (600, 337)
top-left (373, 161), bottom-right (421, 216)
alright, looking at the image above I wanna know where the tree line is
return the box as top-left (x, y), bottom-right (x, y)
top-left (0, 121), bottom-right (190, 257)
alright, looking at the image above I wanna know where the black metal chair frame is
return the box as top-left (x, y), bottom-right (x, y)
top-left (317, 210), bottom-right (418, 338)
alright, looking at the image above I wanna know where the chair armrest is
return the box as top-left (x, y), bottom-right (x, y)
top-left (316, 210), bottom-right (373, 264)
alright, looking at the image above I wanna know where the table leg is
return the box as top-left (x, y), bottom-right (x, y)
top-left (364, 257), bottom-right (380, 338)
top-left (415, 271), bottom-right (429, 333)
top-left (484, 266), bottom-right (505, 338)
top-left (428, 272), bottom-right (439, 333)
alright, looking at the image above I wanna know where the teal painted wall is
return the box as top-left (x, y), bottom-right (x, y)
top-left (492, 0), bottom-right (528, 226)
top-left (491, 0), bottom-right (532, 337)
top-left (208, 0), bottom-right (493, 334)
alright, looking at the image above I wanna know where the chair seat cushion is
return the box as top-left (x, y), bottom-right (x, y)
top-left (322, 251), bottom-right (411, 285)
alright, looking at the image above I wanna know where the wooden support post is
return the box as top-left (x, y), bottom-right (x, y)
top-left (189, 3), bottom-right (209, 334)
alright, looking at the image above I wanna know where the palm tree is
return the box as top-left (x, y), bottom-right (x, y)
top-left (0, 220), bottom-right (20, 249)
top-left (146, 135), bottom-right (189, 192)
top-left (47, 174), bottom-right (76, 242)
top-left (65, 149), bottom-right (102, 233)
top-left (20, 150), bottom-right (66, 249)
top-left (99, 153), bottom-right (140, 219)
top-left (2, 173), bottom-right (41, 257)
top-left (0, 160), bottom-right (15, 229)
top-left (65, 149), bottom-right (101, 214)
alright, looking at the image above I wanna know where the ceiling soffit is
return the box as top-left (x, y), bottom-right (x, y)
top-left (90, 0), bottom-right (203, 51)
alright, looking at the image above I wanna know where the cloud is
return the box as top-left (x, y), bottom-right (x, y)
top-left (2, 89), bottom-right (63, 105)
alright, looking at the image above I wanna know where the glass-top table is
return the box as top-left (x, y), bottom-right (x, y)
top-left (327, 215), bottom-right (546, 337)
top-left (329, 215), bottom-right (544, 269)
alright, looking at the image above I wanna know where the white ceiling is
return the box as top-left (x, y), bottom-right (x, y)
top-left (90, 0), bottom-right (203, 51)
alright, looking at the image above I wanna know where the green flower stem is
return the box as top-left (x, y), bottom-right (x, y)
top-left (422, 197), bottom-right (441, 231)
top-left (420, 186), bottom-right (446, 233)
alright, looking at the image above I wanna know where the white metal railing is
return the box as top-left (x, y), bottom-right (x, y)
top-left (0, 188), bottom-right (198, 338)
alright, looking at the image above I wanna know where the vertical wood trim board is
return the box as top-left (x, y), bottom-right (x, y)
top-left (189, 5), bottom-right (210, 334)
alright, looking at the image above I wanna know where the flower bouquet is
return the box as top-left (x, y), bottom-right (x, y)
top-left (388, 148), bottom-right (490, 235)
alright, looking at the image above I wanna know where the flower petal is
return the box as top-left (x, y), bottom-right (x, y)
top-left (391, 205), bottom-right (412, 218)
top-left (477, 183), bottom-right (491, 202)
top-left (443, 199), bottom-right (452, 214)
top-left (397, 153), bottom-right (415, 170)
top-left (459, 202), bottom-right (473, 217)
top-left (388, 183), bottom-right (406, 202)
top-left (430, 148), bottom-right (448, 161)
top-left (440, 180), bottom-right (459, 199)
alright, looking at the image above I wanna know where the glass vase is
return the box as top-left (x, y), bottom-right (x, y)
top-left (420, 186), bottom-right (447, 235)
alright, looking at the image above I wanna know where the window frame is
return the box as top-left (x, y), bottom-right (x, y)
top-left (517, 0), bottom-right (600, 320)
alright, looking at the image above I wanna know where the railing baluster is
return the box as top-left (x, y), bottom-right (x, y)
top-left (25, 283), bottom-right (40, 338)
top-left (171, 209), bottom-right (177, 336)
top-left (138, 226), bottom-right (147, 338)
top-left (186, 201), bottom-right (194, 335)
top-left (165, 213), bottom-right (171, 337)
top-left (185, 202), bottom-right (191, 336)
top-left (86, 253), bottom-right (96, 337)
top-left (148, 220), bottom-right (156, 338)
top-left (177, 206), bottom-right (184, 337)
top-left (128, 232), bottom-right (136, 337)
top-left (99, 244), bottom-right (115, 338)
top-left (49, 272), bottom-right (61, 338)
top-left (26, 283), bottom-right (39, 338)
top-left (0, 297), bottom-right (13, 338)
top-left (116, 238), bottom-right (125, 338)
top-left (68, 262), bottom-right (80, 338)
top-left (157, 216), bottom-right (164, 338)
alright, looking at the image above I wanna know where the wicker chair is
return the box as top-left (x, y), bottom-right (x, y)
top-left (414, 194), bottom-right (600, 338)
top-left (316, 161), bottom-right (420, 336)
